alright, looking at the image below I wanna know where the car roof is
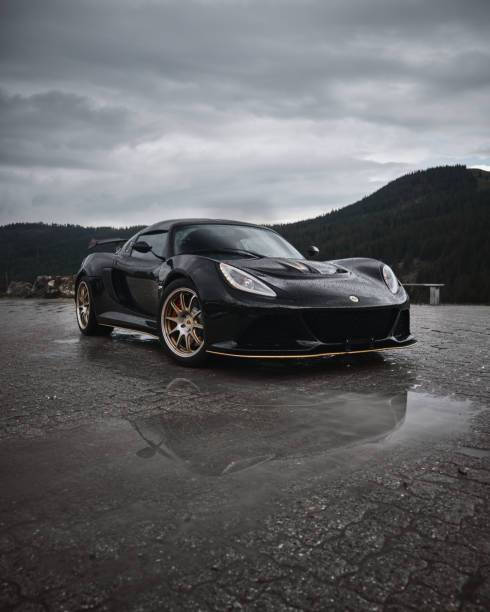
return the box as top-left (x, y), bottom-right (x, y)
top-left (141, 218), bottom-right (275, 233)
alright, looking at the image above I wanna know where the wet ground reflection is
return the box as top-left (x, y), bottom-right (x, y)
top-left (0, 387), bottom-right (471, 526)
top-left (129, 390), bottom-right (407, 476)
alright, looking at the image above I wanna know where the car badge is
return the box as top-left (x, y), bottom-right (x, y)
top-left (349, 295), bottom-right (359, 302)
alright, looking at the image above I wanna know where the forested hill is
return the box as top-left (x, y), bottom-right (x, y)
top-left (1, 165), bottom-right (489, 302)
top-left (273, 165), bottom-right (490, 303)
top-left (0, 223), bottom-right (144, 293)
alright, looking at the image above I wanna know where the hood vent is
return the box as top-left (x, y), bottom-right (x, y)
top-left (278, 260), bottom-right (339, 275)
top-left (308, 262), bottom-right (339, 275)
top-left (244, 258), bottom-right (345, 278)
top-left (279, 260), bottom-right (310, 272)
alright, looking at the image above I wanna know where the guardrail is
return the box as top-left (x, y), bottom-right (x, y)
top-left (403, 283), bottom-right (445, 305)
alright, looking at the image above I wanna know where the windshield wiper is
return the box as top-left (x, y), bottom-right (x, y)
top-left (186, 248), bottom-right (264, 259)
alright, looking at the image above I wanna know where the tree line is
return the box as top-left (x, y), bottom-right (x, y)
top-left (1, 165), bottom-right (489, 303)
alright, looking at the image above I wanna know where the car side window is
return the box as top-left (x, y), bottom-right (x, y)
top-left (130, 231), bottom-right (168, 260)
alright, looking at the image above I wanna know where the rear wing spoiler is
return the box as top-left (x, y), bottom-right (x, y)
top-left (88, 237), bottom-right (126, 250)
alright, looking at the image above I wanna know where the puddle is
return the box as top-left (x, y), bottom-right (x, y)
top-left (125, 390), bottom-right (472, 477)
top-left (382, 393), bottom-right (471, 446)
top-left (2, 388), bottom-right (471, 480)
top-left (0, 386), bottom-right (476, 537)
top-left (457, 446), bottom-right (490, 458)
top-left (128, 391), bottom-right (408, 476)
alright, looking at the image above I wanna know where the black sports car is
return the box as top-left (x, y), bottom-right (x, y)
top-left (75, 218), bottom-right (415, 365)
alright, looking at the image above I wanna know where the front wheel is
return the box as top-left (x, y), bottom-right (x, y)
top-left (159, 280), bottom-right (208, 366)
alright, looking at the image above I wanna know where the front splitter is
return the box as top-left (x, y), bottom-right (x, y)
top-left (206, 341), bottom-right (416, 359)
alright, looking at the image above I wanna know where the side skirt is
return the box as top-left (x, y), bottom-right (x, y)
top-left (97, 309), bottom-right (159, 337)
top-left (99, 323), bottom-right (159, 339)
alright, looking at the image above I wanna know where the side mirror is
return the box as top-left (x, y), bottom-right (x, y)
top-left (133, 240), bottom-right (152, 253)
top-left (307, 246), bottom-right (319, 258)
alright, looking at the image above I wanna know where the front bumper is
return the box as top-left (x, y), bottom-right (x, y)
top-left (203, 299), bottom-right (416, 358)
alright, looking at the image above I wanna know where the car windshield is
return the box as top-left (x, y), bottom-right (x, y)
top-left (173, 224), bottom-right (303, 259)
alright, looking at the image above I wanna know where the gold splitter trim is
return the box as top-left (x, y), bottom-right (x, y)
top-left (206, 345), bottom-right (414, 359)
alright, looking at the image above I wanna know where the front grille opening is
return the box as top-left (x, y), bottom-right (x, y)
top-left (303, 308), bottom-right (398, 344)
top-left (238, 315), bottom-right (305, 349)
top-left (394, 310), bottom-right (410, 340)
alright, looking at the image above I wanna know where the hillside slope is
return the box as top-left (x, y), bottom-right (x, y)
top-left (1, 165), bottom-right (489, 302)
top-left (273, 165), bottom-right (490, 303)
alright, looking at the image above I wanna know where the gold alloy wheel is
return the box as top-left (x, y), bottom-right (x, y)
top-left (162, 287), bottom-right (204, 357)
top-left (76, 281), bottom-right (91, 329)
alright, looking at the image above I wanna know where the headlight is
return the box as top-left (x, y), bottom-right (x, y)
top-left (219, 263), bottom-right (276, 297)
top-left (382, 264), bottom-right (399, 294)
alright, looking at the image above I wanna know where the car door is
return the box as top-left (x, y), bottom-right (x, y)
top-left (113, 231), bottom-right (168, 317)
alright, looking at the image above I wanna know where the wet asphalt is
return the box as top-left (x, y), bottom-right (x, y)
top-left (0, 299), bottom-right (489, 611)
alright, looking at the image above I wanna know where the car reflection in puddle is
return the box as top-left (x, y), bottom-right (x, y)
top-left (129, 381), bottom-right (408, 477)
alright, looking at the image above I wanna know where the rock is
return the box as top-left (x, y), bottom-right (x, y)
top-left (57, 275), bottom-right (76, 298)
top-left (7, 275), bottom-right (75, 299)
top-left (32, 275), bottom-right (76, 298)
top-left (6, 281), bottom-right (33, 298)
top-left (30, 275), bottom-right (52, 297)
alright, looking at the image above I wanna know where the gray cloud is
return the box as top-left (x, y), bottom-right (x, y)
top-left (0, 89), bottom-right (137, 169)
top-left (0, 0), bottom-right (489, 226)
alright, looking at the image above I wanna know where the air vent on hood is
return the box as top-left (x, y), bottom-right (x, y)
top-left (277, 260), bottom-right (341, 275)
top-left (279, 260), bottom-right (309, 272)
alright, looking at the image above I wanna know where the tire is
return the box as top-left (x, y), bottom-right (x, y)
top-left (159, 279), bottom-right (208, 366)
top-left (75, 279), bottom-right (113, 336)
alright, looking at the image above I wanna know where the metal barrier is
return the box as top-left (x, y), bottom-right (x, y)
top-left (403, 283), bottom-right (445, 305)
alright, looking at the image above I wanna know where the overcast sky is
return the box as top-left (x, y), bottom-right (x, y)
top-left (1, 0), bottom-right (489, 227)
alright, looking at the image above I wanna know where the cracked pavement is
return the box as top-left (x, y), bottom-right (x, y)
top-left (0, 300), bottom-right (489, 611)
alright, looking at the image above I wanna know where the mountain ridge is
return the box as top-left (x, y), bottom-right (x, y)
top-left (272, 165), bottom-right (489, 303)
top-left (1, 165), bottom-right (489, 303)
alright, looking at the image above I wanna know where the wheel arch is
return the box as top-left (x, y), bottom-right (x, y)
top-left (74, 269), bottom-right (99, 294)
top-left (161, 270), bottom-right (200, 296)
top-left (74, 270), bottom-right (87, 300)
top-left (164, 271), bottom-right (193, 287)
